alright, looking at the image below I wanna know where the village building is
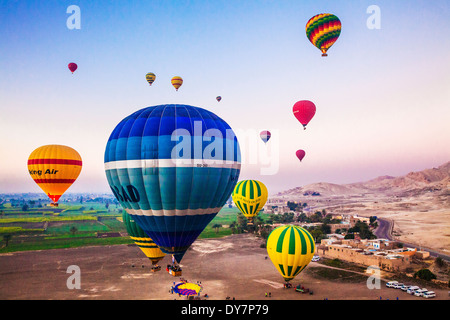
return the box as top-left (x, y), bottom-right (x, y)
top-left (317, 237), bottom-right (429, 272)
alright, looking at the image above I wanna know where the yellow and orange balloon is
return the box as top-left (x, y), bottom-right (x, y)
top-left (171, 76), bottom-right (183, 91)
top-left (28, 145), bottom-right (82, 205)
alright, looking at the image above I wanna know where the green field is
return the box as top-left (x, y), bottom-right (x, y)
top-left (0, 201), bottom-right (265, 253)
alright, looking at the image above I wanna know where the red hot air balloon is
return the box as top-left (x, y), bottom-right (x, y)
top-left (293, 100), bottom-right (316, 130)
top-left (68, 63), bottom-right (78, 74)
top-left (296, 150), bottom-right (306, 162)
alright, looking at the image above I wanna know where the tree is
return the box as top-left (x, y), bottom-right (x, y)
top-left (212, 224), bottom-right (221, 234)
top-left (22, 204), bottom-right (29, 211)
top-left (287, 201), bottom-right (298, 211)
top-left (320, 223), bottom-right (331, 234)
top-left (259, 225), bottom-right (272, 240)
top-left (348, 221), bottom-right (375, 239)
top-left (414, 269), bottom-right (436, 281)
top-left (308, 228), bottom-right (324, 242)
top-left (3, 234), bottom-right (12, 247)
top-left (229, 221), bottom-right (237, 234)
top-left (435, 257), bottom-right (446, 269)
top-left (297, 213), bottom-right (308, 223)
top-left (70, 226), bottom-right (78, 236)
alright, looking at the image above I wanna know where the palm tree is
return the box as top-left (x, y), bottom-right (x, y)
top-left (3, 234), bottom-right (12, 247)
top-left (212, 224), bottom-right (221, 234)
top-left (70, 226), bottom-right (78, 236)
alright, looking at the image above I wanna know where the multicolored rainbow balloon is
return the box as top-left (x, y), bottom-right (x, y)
top-left (306, 13), bottom-right (341, 57)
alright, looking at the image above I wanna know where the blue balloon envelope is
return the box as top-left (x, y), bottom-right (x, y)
top-left (105, 104), bottom-right (241, 263)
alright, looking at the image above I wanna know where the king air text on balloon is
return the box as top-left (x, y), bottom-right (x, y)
top-left (29, 169), bottom-right (59, 176)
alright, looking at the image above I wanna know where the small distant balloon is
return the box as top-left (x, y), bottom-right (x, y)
top-left (296, 150), bottom-right (306, 162)
top-left (293, 100), bottom-right (316, 130)
top-left (68, 63), bottom-right (78, 74)
top-left (216, 96), bottom-right (222, 102)
top-left (171, 76), bottom-right (183, 91)
top-left (146, 73), bottom-right (156, 86)
top-left (260, 131), bottom-right (271, 144)
top-left (306, 13), bottom-right (342, 57)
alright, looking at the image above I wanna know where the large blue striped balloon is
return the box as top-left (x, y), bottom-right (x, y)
top-left (105, 104), bottom-right (241, 263)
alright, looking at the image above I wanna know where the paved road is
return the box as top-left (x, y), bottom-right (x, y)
top-left (375, 218), bottom-right (450, 262)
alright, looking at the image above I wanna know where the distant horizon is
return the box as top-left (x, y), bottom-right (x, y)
top-left (2, 159), bottom-right (447, 196)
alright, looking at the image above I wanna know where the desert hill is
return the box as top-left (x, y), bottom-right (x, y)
top-left (277, 161), bottom-right (450, 197)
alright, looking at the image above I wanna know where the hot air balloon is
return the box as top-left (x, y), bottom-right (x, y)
top-left (68, 63), bottom-right (78, 74)
top-left (171, 76), bottom-right (183, 91)
top-left (104, 104), bottom-right (241, 265)
top-left (293, 100), bottom-right (316, 130)
top-left (232, 180), bottom-right (268, 224)
top-left (122, 212), bottom-right (165, 269)
top-left (146, 73), bottom-right (156, 86)
top-left (266, 225), bottom-right (315, 282)
top-left (306, 13), bottom-right (341, 57)
top-left (296, 150), bottom-right (306, 162)
top-left (28, 145), bottom-right (82, 206)
top-left (260, 131), bottom-right (271, 144)
top-left (216, 96), bottom-right (222, 102)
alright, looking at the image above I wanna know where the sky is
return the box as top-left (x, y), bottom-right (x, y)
top-left (1, 0), bottom-right (449, 195)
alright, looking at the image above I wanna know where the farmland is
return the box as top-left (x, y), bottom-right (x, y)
top-left (0, 198), bottom-right (264, 253)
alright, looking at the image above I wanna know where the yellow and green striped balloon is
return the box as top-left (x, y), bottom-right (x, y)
top-left (266, 225), bottom-right (315, 282)
top-left (232, 180), bottom-right (268, 223)
top-left (122, 212), bottom-right (166, 265)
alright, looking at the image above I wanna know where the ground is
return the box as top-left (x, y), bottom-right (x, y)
top-left (0, 234), bottom-right (448, 300)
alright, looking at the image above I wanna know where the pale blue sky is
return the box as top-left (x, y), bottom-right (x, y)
top-left (1, 0), bottom-right (449, 194)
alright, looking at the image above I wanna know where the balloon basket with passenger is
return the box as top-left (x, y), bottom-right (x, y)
top-left (167, 264), bottom-right (182, 277)
top-left (167, 255), bottom-right (182, 276)
top-left (150, 265), bottom-right (162, 272)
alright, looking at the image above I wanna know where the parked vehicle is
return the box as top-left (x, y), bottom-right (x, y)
top-left (401, 285), bottom-right (412, 291)
top-left (386, 281), bottom-right (398, 288)
top-left (312, 256), bottom-right (320, 262)
top-left (407, 286), bottom-right (420, 294)
top-left (423, 291), bottom-right (436, 299)
top-left (393, 283), bottom-right (404, 289)
top-left (414, 289), bottom-right (428, 297)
